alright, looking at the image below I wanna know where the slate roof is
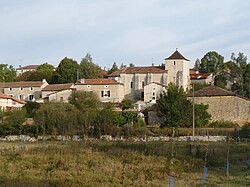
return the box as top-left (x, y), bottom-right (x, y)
top-left (165, 50), bottom-right (189, 61)
top-left (0, 81), bottom-right (46, 88)
top-left (42, 83), bottom-right (74, 91)
top-left (189, 86), bottom-right (236, 97)
top-left (76, 78), bottom-right (122, 85)
top-left (0, 93), bottom-right (26, 104)
top-left (109, 66), bottom-right (167, 77)
top-left (16, 65), bottom-right (39, 70)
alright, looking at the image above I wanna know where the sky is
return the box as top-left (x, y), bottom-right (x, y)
top-left (0, 0), bottom-right (250, 69)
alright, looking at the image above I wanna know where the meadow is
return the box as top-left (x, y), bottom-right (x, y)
top-left (0, 140), bottom-right (248, 187)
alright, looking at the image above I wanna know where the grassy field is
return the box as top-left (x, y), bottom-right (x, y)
top-left (0, 141), bottom-right (248, 187)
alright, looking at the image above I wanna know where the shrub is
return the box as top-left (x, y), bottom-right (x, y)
top-left (208, 120), bottom-right (239, 128)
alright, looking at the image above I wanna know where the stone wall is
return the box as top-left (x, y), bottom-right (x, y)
top-left (189, 95), bottom-right (250, 125)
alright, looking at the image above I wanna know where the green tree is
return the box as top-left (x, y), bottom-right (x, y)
top-left (23, 102), bottom-right (41, 117)
top-left (157, 83), bottom-right (211, 128)
top-left (34, 102), bottom-right (78, 135)
top-left (108, 62), bottom-right (119, 74)
top-left (68, 90), bottom-right (101, 112)
top-left (199, 51), bottom-right (225, 74)
top-left (121, 99), bottom-right (134, 111)
top-left (214, 73), bottom-right (227, 88)
top-left (79, 53), bottom-right (103, 79)
top-left (56, 57), bottom-right (79, 83)
top-left (194, 58), bottom-right (201, 69)
top-left (0, 64), bottom-right (16, 82)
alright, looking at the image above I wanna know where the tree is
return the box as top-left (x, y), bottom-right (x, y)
top-left (199, 51), bottom-right (224, 74)
top-left (230, 52), bottom-right (248, 96)
top-left (0, 64), bottom-right (16, 82)
top-left (108, 62), bottom-right (119, 74)
top-left (68, 90), bottom-right (101, 112)
top-left (214, 73), bottom-right (227, 88)
top-left (121, 99), bottom-right (134, 111)
top-left (157, 83), bottom-right (211, 128)
top-left (194, 58), bottom-right (201, 69)
top-left (23, 101), bottom-right (41, 117)
top-left (79, 53), bottom-right (103, 79)
top-left (56, 57), bottom-right (79, 83)
top-left (34, 102), bottom-right (78, 135)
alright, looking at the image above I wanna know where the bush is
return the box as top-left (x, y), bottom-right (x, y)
top-left (208, 120), bottom-right (239, 128)
top-left (239, 122), bottom-right (250, 138)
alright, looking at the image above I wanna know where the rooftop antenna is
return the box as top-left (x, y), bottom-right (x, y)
top-left (151, 58), bottom-right (154, 66)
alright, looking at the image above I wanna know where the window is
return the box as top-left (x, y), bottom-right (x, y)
top-left (9, 88), bottom-right (12, 91)
top-left (87, 85), bottom-right (91, 89)
top-left (60, 97), bottom-right (63, 102)
top-left (19, 95), bottom-right (24, 100)
top-left (174, 61), bottom-right (176, 65)
top-left (30, 87), bottom-right (33, 90)
top-left (152, 97), bottom-right (156, 100)
top-left (28, 94), bottom-right (35, 101)
top-left (153, 92), bottom-right (155, 96)
top-left (101, 90), bottom-right (110, 98)
top-left (20, 87), bottom-right (23, 91)
top-left (104, 85), bottom-right (108, 88)
top-left (142, 81), bottom-right (145, 88)
top-left (131, 82), bottom-right (133, 88)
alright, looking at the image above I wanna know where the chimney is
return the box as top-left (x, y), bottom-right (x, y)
top-left (80, 78), bottom-right (85, 84)
top-left (19, 65), bottom-right (21, 68)
top-left (42, 79), bottom-right (47, 83)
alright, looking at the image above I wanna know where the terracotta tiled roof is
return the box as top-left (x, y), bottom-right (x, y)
top-left (16, 65), bottom-right (39, 70)
top-left (189, 86), bottom-right (236, 97)
top-left (0, 81), bottom-right (46, 88)
top-left (0, 93), bottom-right (26, 104)
top-left (165, 50), bottom-right (189, 61)
top-left (190, 73), bottom-right (211, 80)
top-left (109, 66), bottom-right (167, 76)
top-left (76, 78), bottom-right (122, 85)
top-left (42, 83), bottom-right (74, 91)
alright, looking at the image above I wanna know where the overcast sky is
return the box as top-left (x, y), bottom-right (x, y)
top-left (0, 0), bottom-right (250, 69)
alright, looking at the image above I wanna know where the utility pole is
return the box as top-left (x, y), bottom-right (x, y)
top-left (192, 82), bottom-right (195, 141)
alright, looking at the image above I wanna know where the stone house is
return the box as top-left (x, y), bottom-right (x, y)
top-left (190, 69), bottom-right (213, 85)
top-left (188, 86), bottom-right (250, 125)
top-left (0, 93), bottom-right (26, 110)
top-left (143, 82), bottom-right (166, 103)
top-left (41, 83), bottom-right (75, 103)
top-left (0, 79), bottom-right (48, 102)
top-left (74, 78), bottom-right (124, 103)
top-left (16, 65), bottom-right (39, 76)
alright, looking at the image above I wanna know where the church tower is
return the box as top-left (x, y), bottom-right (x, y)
top-left (165, 49), bottom-right (190, 91)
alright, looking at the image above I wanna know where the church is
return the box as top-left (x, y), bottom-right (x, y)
top-left (107, 49), bottom-right (192, 103)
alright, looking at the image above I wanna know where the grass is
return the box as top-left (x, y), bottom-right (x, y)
top-left (0, 141), bottom-right (248, 186)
